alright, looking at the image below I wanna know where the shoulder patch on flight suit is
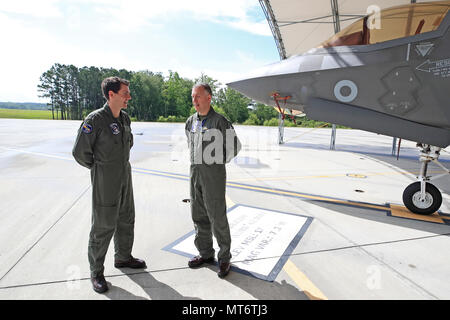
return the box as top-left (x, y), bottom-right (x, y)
top-left (82, 123), bottom-right (93, 134)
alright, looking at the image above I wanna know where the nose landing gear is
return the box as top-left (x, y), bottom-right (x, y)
top-left (402, 144), bottom-right (449, 215)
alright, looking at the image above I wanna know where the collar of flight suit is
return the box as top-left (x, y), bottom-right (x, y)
top-left (102, 103), bottom-right (126, 146)
top-left (103, 103), bottom-right (124, 123)
top-left (195, 105), bottom-right (216, 122)
top-left (102, 103), bottom-right (130, 156)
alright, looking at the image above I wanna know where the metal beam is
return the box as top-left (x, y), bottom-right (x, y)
top-left (329, 0), bottom-right (341, 150)
top-left (277, 14), bottom-right (363, 27)
top-left (392, 137), bottom-right (398, 156)
top-left (278, 113), bottom-right (285, 144)
top-left (331, 0), bottom-right (341, 33)
top-left (259, 0), bottom-right (287, 60)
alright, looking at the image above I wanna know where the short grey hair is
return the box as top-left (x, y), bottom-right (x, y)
top-left (193, 83), bottom-right (212, 96)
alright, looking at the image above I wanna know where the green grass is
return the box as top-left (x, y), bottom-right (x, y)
top-left (0, 109), bottom-right (350, 129)
top-left (0, 108), bottom-right (54, 119)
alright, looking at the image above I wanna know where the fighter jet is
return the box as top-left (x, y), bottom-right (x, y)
top-left (227, 1), bottom-right (450, 215)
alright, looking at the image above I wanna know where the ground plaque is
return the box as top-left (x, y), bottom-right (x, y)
top-left (163, 205), bottom-right (313, 281)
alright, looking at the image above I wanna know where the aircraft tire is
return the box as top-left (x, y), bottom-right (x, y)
top-left (402, 182), bottom-right (442, 215)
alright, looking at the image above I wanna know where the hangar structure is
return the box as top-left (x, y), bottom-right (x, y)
top-left (258, 0), bottom-right (438, 150)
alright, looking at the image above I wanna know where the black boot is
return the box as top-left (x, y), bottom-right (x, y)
top-left (114, 256), bottom-right (147, 269)
top-left (91, 274), bottom-right (108, 293)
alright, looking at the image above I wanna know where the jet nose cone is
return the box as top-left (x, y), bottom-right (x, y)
top-left (227, 76), bottom-right (274, 106)
top-left (227, 58), bottom-right (295, 86)
top-left (227, 61), bottom-right (284, 106)
top-left (227, 53), bottom-right (322, 112)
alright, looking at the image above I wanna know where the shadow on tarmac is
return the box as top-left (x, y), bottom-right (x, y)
top-left (104, 265), bottom-right (309, 300)
top-left (105, 272), bottom-right (200, 300)
top-left (303, 199), bottom-right (450, 235)
top-left (203, 265), bottom-right (309, 300)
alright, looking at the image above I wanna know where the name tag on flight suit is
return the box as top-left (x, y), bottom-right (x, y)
top-left (110, 123), bottom-right (120, 135)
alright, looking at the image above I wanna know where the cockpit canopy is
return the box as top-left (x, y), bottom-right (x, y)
top-left (320, 1), bottom-right (450, 47)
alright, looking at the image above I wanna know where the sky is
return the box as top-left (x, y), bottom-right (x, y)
top-left (0, 0), bottom-right (279, 103)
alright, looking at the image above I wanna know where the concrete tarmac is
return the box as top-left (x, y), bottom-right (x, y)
top-left (0, 118), bottom-right (449, 300)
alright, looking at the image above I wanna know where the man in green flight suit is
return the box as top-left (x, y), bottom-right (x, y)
top-left (185, 83), bottom-right (241, 278)
top-left (73, 76), bottom-right (146, 293)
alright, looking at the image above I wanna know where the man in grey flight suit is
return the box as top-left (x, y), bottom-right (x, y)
top-left (185, 83), bottom-right (241, 278)
top-left (72, 76), bottom-right (146, 293)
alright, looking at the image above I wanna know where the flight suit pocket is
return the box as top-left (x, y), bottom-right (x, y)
top-left (93, 205), bottom-right (119, 230)
top-left (92, 164), bottom-right (123, 204)
top-left (95, 129), bottom-right (114, 159)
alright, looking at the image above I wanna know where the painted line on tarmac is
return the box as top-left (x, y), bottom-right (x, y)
top-left (283, 259), bottom-right (327, 300)
top-left (2, 147), bottom-right (445, 226)
top-left (132, 167), bottom-right (189, 181)
top-left (132, 167), bottom-right (450, 225)
top-left (0, 146), bottom-right (72, 161)
top-left (226, 181), bottom-right (450, 225)
top-left (133, 168), bottom-right (388, 210)
top-left (226, 181), bottom-right (390, 211)
top-left (133, 166), bottom-right (387, 211)
top-left (133, 167), bottom-right (387, 211)
top-left (0, 184), bottom-right (91, 283)
top-left (226, 169), bottom-right (448, 183)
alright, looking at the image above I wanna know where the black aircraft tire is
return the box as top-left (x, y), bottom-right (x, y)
top-left (402, 182), bottom-right (442, 215)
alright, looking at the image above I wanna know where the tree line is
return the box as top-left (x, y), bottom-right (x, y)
top-left (37, 63), bottom-right (335, 128)
top-left (37, 63), bottom-right (255, 122)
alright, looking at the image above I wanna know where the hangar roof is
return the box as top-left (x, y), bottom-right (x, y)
top-left (259, 0), bottom-right (444, 59)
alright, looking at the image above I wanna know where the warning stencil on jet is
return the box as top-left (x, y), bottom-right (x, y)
top-left (163, 205), bottom-right (313, 281)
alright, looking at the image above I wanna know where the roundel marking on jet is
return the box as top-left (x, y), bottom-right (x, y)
top-left (334, 80), bottom-right (358, 103)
